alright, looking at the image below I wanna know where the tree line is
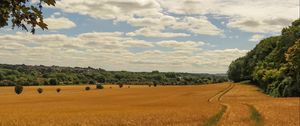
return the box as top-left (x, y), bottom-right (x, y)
top-left (228, 19), bottom-right (300, 97)
top-left (0, 64), bottom-right (227, 86)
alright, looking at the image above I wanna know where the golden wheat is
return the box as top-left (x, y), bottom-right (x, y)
top-left (0, 83), bottom-right (298, 126)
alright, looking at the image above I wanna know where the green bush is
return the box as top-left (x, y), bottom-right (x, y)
top-left (44, 80), bottom-right (49, 85)
top-left (85, 86), bottom-right (90, 91)
top-left (89, 80), bottom-right (95, 84)
top-left (49, 78), bottom-right (58, 85)
top-left (37, 88), bottom-right (43, 94)
top-left (56, 88), bottom-right (61, 93)
top-left (96, 84), bottom-right (104, 89)
top-left (15, 85), bottom-right (23, 95)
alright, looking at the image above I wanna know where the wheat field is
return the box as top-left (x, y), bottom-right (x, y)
top-left (0, 83), bottom-right (298, 126)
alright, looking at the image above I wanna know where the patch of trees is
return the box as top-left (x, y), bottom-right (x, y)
top-left (0, 0), bottom-right (56, 34)
top-left (228, 19), bottom-right (300, 97)
top-left (0, 64), bottom-right (227, 86)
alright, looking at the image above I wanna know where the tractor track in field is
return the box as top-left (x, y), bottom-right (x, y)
top-left (204, 83), bottom-right (264, 126)
top-left (204, 83), bottom-right (234, 126)
top-left (208, 83), bottom-right (235, 103)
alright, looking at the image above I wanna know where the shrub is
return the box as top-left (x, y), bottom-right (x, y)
top-left (44, 80), bottom-right (49, 85)
top-left (74, 81), bottom-right (80, 84)
top-left (119, 84), bottom-right (123, 88)
top-left (154, 83), bottom-right (157, 87)
top-left (56, 88), bottom-right (61, 93)
top-left (96, 75), bottom-right (106, 83)
top-left (49, 78), bottom-right (58, 85)
top-left (148, 84), bottom-right (152, 87)
top-left (85, 86), bottom-right (90, 91)
top-left (89, 80), bottom-right (95, 84)
top-left (15, 85), bottom-right (23, 95)
top-left (37, 88), bottom-right (43, 94)
top-left (96, 84), bottom-right (104, 89)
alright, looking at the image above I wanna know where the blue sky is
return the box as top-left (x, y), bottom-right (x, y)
top-left (0, 0), bottom-right (299, 73)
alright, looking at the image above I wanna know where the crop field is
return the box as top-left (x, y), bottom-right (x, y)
top-left (0, 83), bottom-right (299, 126)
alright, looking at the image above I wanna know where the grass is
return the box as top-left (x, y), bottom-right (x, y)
top-left (203, 105), bottom-right (227, 126)
top-left (246, 104), bottom-right (264, 126)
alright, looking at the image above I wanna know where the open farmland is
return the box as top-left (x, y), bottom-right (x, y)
top-left (0, 83), bottom-right (299, 126)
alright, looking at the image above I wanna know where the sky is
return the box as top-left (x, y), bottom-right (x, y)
top-left (0, 0), bottom-right (299, 73)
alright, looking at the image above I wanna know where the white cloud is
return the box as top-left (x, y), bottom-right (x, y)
top-left (124, 40), bottom-right (154, 48)
top-left (126, 27), bottom-right (191, 38)
top-left (0, 32), bottom-right (248, 73)
top-left (172, 17), bottom-right (224, 36)
top-left (159, 0), bottom-right (298, 33)
top-left (249, 34), bottom-right (265, 42)
top-left (54, 0), bottom-right (223, 37)
top-left (157, 40), bottom-right (205, 51)
top-left (44, 16), bottom-right (76, 30)
top-left (227, 18), bottom-right (292, 33)
top-left (55, 0), bottom-right (161, 20)
top-left (52, 0), bottom-right (298, 35)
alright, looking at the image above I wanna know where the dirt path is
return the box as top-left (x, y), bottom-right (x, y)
top-left (205, 83), bottom-right (264, 126)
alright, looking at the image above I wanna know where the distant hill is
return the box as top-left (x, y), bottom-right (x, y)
top-left (0, 64), bottom-right (227, 86)
top-left (228, 19), bottom-right (300, 97)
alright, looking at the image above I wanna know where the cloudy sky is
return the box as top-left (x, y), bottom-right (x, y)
top-left (0, 0), bottom-right (299, 73)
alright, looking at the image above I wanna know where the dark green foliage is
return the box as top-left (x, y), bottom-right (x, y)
top-left (153, 83), bottom-right (157, 87)
top-left (89, 80), bottom-right (95, 84)
top-left (228, 18), bottom-right (300, 97)
top-left (37, 88), bottom-right (43, 94)
top-left (85, 86), bottom-right (90, 91)
top-left (0, 0), bottom-right (56, 34)
top-left (0, 64), bottom-right (227, 87)
top-left (95, 75), bottom-right (106, 83)
top-left (44, 80), bottom-right (49, 85)
top-left (96, 84), bottom-right (104, 89)
top-left (49, 78), bottom-right (58, 85)
top-left (56, 88), bottom-right (61, 93)
top-left (14, 85), bottom-right (23, 95)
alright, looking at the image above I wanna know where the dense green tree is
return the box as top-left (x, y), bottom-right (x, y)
top-left (56, 88), bottom-right (61, 93)
top-left (286, 39), bottom-right (300, 80)
top-left (0, 0), bottom-right (55, 33)
top-left (285, 39), bottom-right (300, 95)
top-left (37, 88), bottom-right (43, 94)
top-left (49, 78), bottom-right (57, 85)
top-left (228, 58), bottom-right (245, 82)
top-left (95, 75), bottom-right (106, 83)
top-left (96, 84), bottom-right (104, 89)
top-left (0, 64), bottom-right (227, 86)
top-left (15, 84), bottom-right (23, 94)
top-left (228, 18), bottom-right (300, 97)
